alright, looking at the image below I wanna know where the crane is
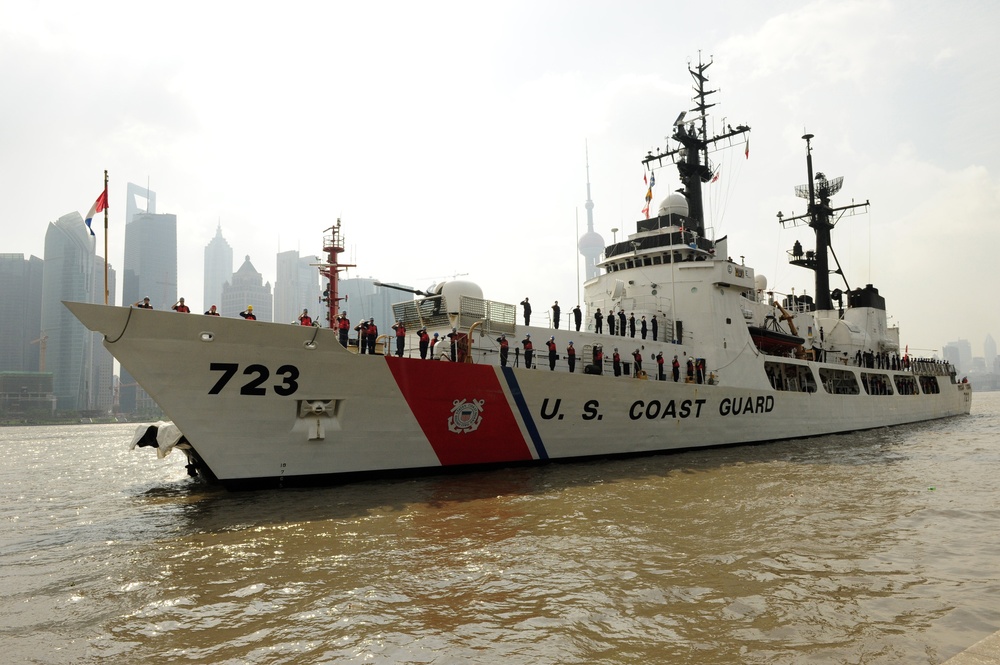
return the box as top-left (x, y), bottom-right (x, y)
top-left (30, 335), bottom-right (48, 372)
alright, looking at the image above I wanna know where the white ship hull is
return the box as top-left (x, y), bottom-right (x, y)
top-left (65, 302), bottom-right (971, 489)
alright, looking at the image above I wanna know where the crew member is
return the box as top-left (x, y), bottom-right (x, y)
top-left (651, 315), bottom-right (658, 342)
top-left (573, 305), bottom-right (582, 332)
top-left (298, 309), bottom-right (313, 326)
top-left (135, 297), bottom-right (153, 309)
top-left (337, 312), bottom-right (350, 347)
top-left (566, 341), bottom-right (576, 373)
top-left (418, 328), bottom-right (430, 359)
top-left (594, 308), bottom-right (603, 334)
top-left (696, 358), bottom-right (705, 384)
top-left (618, 310), bottom-right (626, 336)
top-left (447, 327), bottom-right (459, 362)
top-left (672, 355), bottom-right (680, 382)
top-left (686, 356), bottom-right (695, 382)
top-left (520, 297), bottom-right (532, 325)
top-left (240, 305), bottom-right (256, 320)
top-left (546, 336), bottom-right (557, 371)
top-left (613, 348), bottom-right (621, 377)
top-left (640, 316), bottom-right (647, 339)
top-left (592, 345), bottom-right (603, 374)
top-left (205, 304), bottom-right (220, 316)
top-left (365, 318), bottom-right (378, 354)
top-left (657, 352), bottom-right (665, 380)
top-left (608, 311), bottom-right (616, 336)
top-left (521, 334), bottom-right (533, 369)
top-left (391, 320), bottom-right (406, 357)
top-left (355, 320), bottom-right (369, 354)
top-left (496, 333), bottom-right (509, 366)
top-left (552, 301), bottom-right (561, 329)
top-left (430, 332), bottom-right (440, 359)
top-left (632, 349), bottom-right (643, 377)
top-left (628, 313), bottom-right (636, 338)
top-left (172, 298), bottom-right (190, 313)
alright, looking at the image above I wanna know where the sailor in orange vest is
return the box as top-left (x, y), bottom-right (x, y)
top-left (417, 327), bottom-right (430, 359)
top-left (337, 312), bottom-right (350, 347)
top-left (613, 348), bottom-right (621, 377)
top-left (521, 334), bottom-right (533, 369)
top-left (392, 320), bottom-right (406, 357)
top-left (566, 341), bottom-right (576, 373)
top-left (430, 332), bottom-right (440, 359)
top-left (205, 304), bottom-right (220, 316)
top-left (632, 349), bottom-right (643, 377)
top-left (365, 318), bottom-right (378, 354)
top-left (672, 355), bottom-right (680, 382)
top-left (239, 305), bottom-right (256, 320)
top-left (593, 345), bottom-right (603, 374)
top-left (656, 352), bottom-right (665, 380)
top-left (298, 309), bottom-right (313, 326)
top-left (171, 298), bottom-right (190, 313)
top-left (496, 333), bottom-right (509, 366)
top-left (546, 336), bottom-right (557, 371)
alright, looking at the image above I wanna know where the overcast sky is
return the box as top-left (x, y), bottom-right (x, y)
top-left (3, 0), bottom-right (998, 357)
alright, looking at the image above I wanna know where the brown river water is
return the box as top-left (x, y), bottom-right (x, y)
top-left (1, 391), bottom-right (998, 664)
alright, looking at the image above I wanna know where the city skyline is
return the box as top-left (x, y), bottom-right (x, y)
top-left (4, 3), bottom-right (999, 355)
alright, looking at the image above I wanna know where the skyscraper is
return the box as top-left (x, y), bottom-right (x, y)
top-left (0, 253), bottom-right (43, 372)
top-left (578, 144), bottom-right (605, 282)
top-left (40, 212), bottom-right (96, 412)
top-left (222, 256), bottom-right (273, 322)
top-left (274, 250), bottom-right (320, 324)
top-left (91, 258), bottom-right (116, 414)
top-left (120, 184), bottom-right (175, 415)
top-left (204, 223), bottom-right (233, 313)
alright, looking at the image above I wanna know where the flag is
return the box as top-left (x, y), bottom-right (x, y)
top-left (711, 168), bottom-right (720, 183)
top-left (641, 203), bottom-right (649, 219)
top-left (649, 171), bottom-right (655, 188)
top-left (645, 187), bottom-right (652, 203)
top-left (745, 138), bottom-right (750, 159)
top-left (643, 172), bottom-right (647, 185)
top-left (84, 190), bottom-right (108, 236)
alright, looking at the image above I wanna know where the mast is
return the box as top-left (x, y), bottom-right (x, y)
top-left (641, 54), bottom-right (750, 238)
top-left (319, 219), bottom-right (355, 328)
top-left (779, 134), bottom-right (869, 311)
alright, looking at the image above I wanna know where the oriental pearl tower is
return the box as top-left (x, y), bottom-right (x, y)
top-left (578, 144), bottom-right (605, 281)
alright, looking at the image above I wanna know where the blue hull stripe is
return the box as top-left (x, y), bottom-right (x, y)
top-left (501, 367), bottom-right (549, 460)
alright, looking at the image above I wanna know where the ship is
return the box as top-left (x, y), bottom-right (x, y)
top-left (66, 57), bottom-right (972, 489)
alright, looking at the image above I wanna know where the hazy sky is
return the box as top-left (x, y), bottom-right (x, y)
top-left (3, 1), bottom-right (998, 356)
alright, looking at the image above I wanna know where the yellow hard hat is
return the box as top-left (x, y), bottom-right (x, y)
top-left (247, 305), bottom-right (253, 310)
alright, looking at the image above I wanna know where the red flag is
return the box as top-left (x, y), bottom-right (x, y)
top-left (745, 138), bottom-right (750, 159)
top-left (711, 168), bottom-right (720, 183)
top-left (84, 189), bottom-right (108, 237)
top-left (643, 172), bottom-right (648, 185)
top-left (641, 203), bottom-right (649, 219)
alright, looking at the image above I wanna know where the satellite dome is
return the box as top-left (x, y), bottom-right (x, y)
top-left (657, 193), bottom-right (689, 217)
top-left (754, 274), bottom-right (768, 292)
top-left (438, 280), bottom-right (483, 313)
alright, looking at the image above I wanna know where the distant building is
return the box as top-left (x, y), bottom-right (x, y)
top-left (339, 277), bottom-right (413, 333)
top-left (120, 185), bottom-right (176, 415)
top-left (942, 339), bottom-right (972, 375)
top-left (274, 250), bottom-right (320, 324)
top-left (203, 223), bottom-right (234, 314)
top-left (91, 258), bottom-right (116, 414)
top-left (222, 255), bottom-right (273, 322)
top-left (40, 212), bottom-right (96, 412)
top-left (0, 372), bottom-right (56, 418)
top-left (578, 145), bottom-right (605, 282)
top-left (0, 253), bottom-right (43, 372)
top-left (985, 334), bottom-right (996, 370)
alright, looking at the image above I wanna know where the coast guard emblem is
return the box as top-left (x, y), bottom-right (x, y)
top-left (448, 399), bottom-right (484, 434)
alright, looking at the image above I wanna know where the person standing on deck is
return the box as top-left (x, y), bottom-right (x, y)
top-left (418, 327), bottom-right (430, 359)
top-left (573, 305), bottom-right (582, 332)
top-left (521, 334), bottom-right (534, 368)
top-left (337, 312), bottom-right (350, 348)
top-left (172, 298), bottom-right (190, 313)
top-left (613, 348), bottom-right (621, 377)
top-left (566, 341), bottom-right (576, 372)
top-left (392, 320), bottom-right (406, 357)
top-left (640, 316), bottom-right (647, 340)
top-left (651, 315), bottom-right (658, 342)
top-left (552, 301), bottom-right (561, 329)
top-left (520, 297), bottom-right (532, 325)
top-left (594, 308), bottom-right (603, 334)
top-left (496, 333), bottom-right (509, 367)
top-left (618, 310), bottom-right (626, 336)
top-left (546, 336), bottom-right (557, 370)
top-left (629, 313), bottom-right (636, 338)
top-left (672, 355), bottom-right (680, 382)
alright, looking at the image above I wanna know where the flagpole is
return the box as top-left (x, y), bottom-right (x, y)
top-left (103, 170), bottom-right (109, 305)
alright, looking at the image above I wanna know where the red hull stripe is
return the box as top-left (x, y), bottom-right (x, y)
top-left (386, 358), bottom-right (534, 466)
top-left (501, 367), bottom-right (549, 460)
